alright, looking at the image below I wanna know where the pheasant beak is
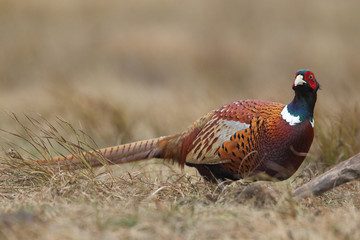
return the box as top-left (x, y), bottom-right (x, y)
top-left (294, 74), bottom-right (306, 87)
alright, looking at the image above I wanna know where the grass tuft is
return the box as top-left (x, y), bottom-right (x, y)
top-left (312, 106), bottom-right (360, 169)
top-left (0, 114), bottom-right (113, 187)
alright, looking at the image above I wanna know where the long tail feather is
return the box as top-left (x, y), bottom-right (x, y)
top-left (36, 137), bottom-right (167, 170)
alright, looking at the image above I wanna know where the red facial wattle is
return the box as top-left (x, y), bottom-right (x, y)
top-left (304, 71), bottom-right (317, 90)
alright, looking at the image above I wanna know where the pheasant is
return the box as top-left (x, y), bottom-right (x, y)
top-left (34, 69), bottom-right (319, 181)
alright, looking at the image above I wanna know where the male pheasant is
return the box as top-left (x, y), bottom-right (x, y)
top-left (35, 70), bottom-right (319, 181)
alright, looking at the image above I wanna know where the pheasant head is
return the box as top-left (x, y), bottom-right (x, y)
top-left (292, 70), bottom-right (320, 92)
top-left (282, 70), bottom-right (319, 127)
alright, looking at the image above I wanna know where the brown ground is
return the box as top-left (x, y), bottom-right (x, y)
top-left (1, 1), bottom-right (360, 239)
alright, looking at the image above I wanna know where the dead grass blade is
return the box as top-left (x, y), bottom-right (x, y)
top-left (0, 114), bottom-right (113, 186)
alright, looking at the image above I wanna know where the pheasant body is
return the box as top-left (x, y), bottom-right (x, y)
top-left (182, 99), bottom-right (314, 180)
top-left (34, 70), bottom-right (320, 182)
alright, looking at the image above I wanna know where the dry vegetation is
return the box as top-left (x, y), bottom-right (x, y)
top-left (1, 0), bottom-right (360, 239)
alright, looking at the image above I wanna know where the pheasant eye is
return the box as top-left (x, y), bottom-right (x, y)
top-left (309, 75), bottom-right (313, 80)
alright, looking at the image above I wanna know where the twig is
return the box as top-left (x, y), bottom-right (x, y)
top-left (293, 153), bottom-right (360, 200)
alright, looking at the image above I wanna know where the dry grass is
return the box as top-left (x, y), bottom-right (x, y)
top-left (1, 0), bottom-right (360, 239)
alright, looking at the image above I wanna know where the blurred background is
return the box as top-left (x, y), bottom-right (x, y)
top-left (0, 0), bottom-right (359, 166)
